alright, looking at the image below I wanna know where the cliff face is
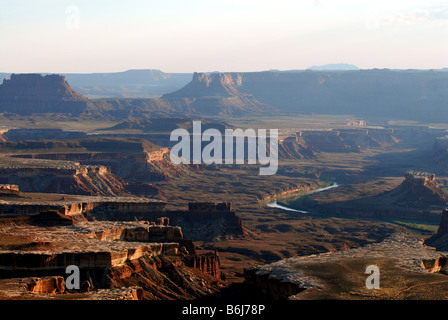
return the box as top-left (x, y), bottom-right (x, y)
top-left (89, 203), bottom-right (246, 241)
top-left (3, 137), bottom-right (188, 183)
top-left (0, 163), bottom-right (130, 197)
top-left (163, 73), bottom-right (243, 98)
top-left (108, 254), bottom-right (225, 300)
top-left (161, 72), bottom-right (274, 116)
top-left (277, 128), bottom-right (399, 159)
top-left (0, 74), bottom-right (89, 115)
top-left (0, 213), bottom-right (226, 300)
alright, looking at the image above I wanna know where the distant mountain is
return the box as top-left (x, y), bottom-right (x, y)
top-left (234, 69), bottom-right (448, 122)
top-left (63, 69), bottom-right (192, 98)
top-left (307, 63), bottom-right (360, 71)
top-left (1, 69), bottom-right (448, 123)
top-left (0, 74), bottom-right (89, 115)
top-left (160, 69), bottom-right (448, 122)
top-left (0, 70), bottom-right (192, 99)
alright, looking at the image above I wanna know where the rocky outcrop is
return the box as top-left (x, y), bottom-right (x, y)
top-left (276, 128), bottom-right (399, 160)
top-left (0, 197), bottom-right (166, 217)
top-left (25, 276), bottom-right (66, 294)
top-left (93, 205), bottom-right (245, 241)
top-left (296, 128), bottom-right (398, 153)
top-left (0, 243), bottom-right (180, 285)
top-left (244, 268), bottom-right (305, 300)
top-left (107, 254), bottom-right (225, 300)
top-left (0, 184), bottom-right (20, 197)
top-left (383, 171), bottom-right (448, 206)
top-left (278, 136), bottom-right (317, 159)
top-left (88, 225), bottom-right (183, 243)
top-left (0, 163), bottom-right (129, 197)
top-left (0, 213), bottom-right (226, 300)
top-left (5, 138), bottom-right (188, 182)
top-left (183, 252), bottom-right (223, 280)
top-left (0, 198), bottom-right (245, 241)
top-left (244, 233), bottom-right (448, 300)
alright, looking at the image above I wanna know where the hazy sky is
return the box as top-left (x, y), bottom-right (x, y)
top-left (0, 0), bottom-right (447, 73)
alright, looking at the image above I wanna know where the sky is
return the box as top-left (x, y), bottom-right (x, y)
top-left (0, 0), bottom-right (447, 73)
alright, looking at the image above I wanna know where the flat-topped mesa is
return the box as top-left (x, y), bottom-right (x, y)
top-left (381, 170), bottom-right (448, 207)
top-left (0, 74), bottom-right (89, 115)
top-left (405, 171), bottom-right (436, 183)
top-left (0, 74), bottom-right (87, 102)
top-left (194, 72), bottom-right (243, 87)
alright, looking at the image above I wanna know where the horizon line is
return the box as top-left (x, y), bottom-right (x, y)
top-left (1, 67), bottom-right (448, 75)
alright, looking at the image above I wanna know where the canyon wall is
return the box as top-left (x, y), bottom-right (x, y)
top-left (0, 199), bottom-right (244, 241)
top-left (10, 149), bottom-right (185, 182)
top-left (0, 164), bottom-right (129, 196)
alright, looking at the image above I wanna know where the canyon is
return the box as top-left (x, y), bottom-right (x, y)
top-left (0, 71), bottom-right (447, 302)
top-left (0, 192), bottom-right (230, 299)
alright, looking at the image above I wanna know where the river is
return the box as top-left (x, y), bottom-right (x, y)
top-left (266, 182), bottom-right (339, 213)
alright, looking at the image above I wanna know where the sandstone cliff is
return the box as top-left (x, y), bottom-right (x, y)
top-left (0, 157), bottom-right (130, 197)
top-left (276, 128), bottom-right (399, 159)
top-left (3, 137), bottom-right (189, 182)
top-left (0, 216), bottom-right (226, 300)
top-left (161, 72), bottom-right (275, 116)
